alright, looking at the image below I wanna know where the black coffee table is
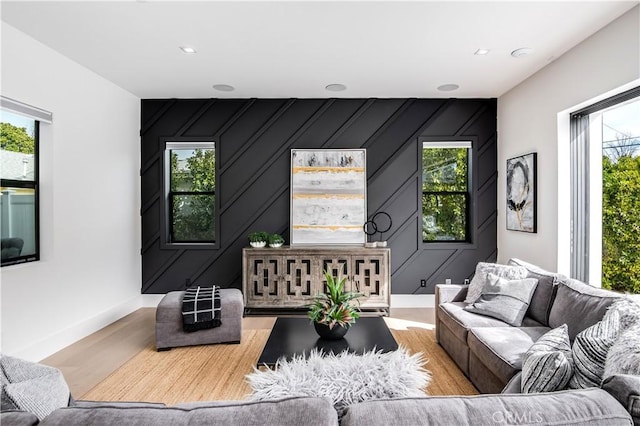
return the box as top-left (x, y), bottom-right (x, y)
top-left (257, 317), bottom-right (398, 366)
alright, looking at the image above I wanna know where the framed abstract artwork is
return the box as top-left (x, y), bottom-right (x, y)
top-left (506, 152), bottom-right (537, 233)
top-left (290, 149), bottom-right (367, 245)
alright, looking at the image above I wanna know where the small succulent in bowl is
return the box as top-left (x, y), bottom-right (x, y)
top-left (268, 233), bottom-right (285, 248)
top-left (248, 231), bottom-right (269, 248)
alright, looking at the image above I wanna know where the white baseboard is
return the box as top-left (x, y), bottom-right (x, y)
top-left (14, 296), bottom-right (143, 362)
top-left (141, 294), bottom-right (164, 307)
top-left (390, 294), bottom-right (435, 308)
top-left (143, 294), bottom-right (435, 309)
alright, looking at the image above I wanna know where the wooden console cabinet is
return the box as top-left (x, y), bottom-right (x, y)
top-left (242, 246), bottom-right (390, 315)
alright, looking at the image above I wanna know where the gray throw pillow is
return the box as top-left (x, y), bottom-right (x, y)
top-left (0, 354), bottom-right (70, 420)
top-left (604, 322), bottom-right (640, 378)
top-left (568, 310), bottom-right (621, 389)
top-left (464, 262), bottom-right (528, 304)
top-left (463, 273), bottom-right (538, 326)
top-left (507, 258), bottom-right (564, 326)
top-left (521, 324), bottom-right (573, 393)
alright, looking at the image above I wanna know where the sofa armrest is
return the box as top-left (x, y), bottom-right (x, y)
top-left (602, 374), bottom-right (640, 425)
top-left (435, 284), bottom-right (469, 306)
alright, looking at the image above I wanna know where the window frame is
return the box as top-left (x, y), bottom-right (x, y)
top-left (161, 137), bottom-right (218, 249)
top-left (569, 86), bottom-right (640, 283)
top-left (1, 114), bottom-right (40, 267)
top-left (419, 137), bottom-right (477, 249)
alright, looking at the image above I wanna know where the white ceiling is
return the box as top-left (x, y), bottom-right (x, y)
top-left (2, 1), bottom-right (638, 99)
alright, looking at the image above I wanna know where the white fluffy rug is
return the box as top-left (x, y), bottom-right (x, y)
top-left (246, 347), bottom-right (430, 417)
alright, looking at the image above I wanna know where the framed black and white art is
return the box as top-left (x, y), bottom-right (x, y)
top-left (506, 152), bottom-right (537, 233)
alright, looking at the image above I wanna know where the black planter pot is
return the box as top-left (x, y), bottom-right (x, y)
top-left (314, 322), bottom-right (348, 340)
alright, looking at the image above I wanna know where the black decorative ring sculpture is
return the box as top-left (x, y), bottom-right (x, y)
top-left (363, 211), bottom-right (392, 241)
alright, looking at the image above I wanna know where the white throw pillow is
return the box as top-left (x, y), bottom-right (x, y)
top-left (464, 262), bottom-right (528, 304)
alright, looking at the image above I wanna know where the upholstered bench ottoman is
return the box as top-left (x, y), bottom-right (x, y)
top-left (155, 288), bottom-right (243, 351)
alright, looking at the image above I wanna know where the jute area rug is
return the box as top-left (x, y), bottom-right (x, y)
top-left (81, 318), bottom-right (477, 405)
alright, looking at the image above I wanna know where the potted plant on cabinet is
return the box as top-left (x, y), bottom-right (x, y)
top-left (308, 270), bottom-right (361, 340)
top-left (248, 231), bottom-right (270, 248)
top-left (268, 233), bottom-right (285, 248)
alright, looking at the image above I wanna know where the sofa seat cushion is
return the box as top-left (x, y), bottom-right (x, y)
top-left (548, 278), bottom-right (621, 341)
top-left (468, 327), bottom-right (550, 384)
top-left (340, 389), bottom-right (633, 426)
top-left (438, 302), bottom-right (511, 342)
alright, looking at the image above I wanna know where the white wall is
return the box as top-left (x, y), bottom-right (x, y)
top-left (0, 23), bottom-right (141, 361)
top-left (497, 6), bottom-right (639, 274)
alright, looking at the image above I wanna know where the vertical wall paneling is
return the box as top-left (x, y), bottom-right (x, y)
top-left (141, 98), bottom-right (498, 294)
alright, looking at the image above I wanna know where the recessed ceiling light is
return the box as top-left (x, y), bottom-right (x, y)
top-left (474, 49), bottom-right (490, 55)
top-left (179, 46), bottom-right (197, 54)
top-left (437, 84), bottom-right (460, 92)
top-left (213, 84), bottom-right (235, 92)
top-left (511, 48), bottom-right (533, 58)
top-left (325, 84), bottom-right (347, 92)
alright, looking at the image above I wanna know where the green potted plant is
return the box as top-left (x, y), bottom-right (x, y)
top-left (308, 270), bottom-right (361, 340)
top-left (248, 231), bottom-right (269, 248)
top-left (268, 233), bottom-right (285, 248)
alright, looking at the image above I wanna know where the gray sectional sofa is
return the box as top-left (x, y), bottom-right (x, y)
top-left (435, 259), bottom-right (640, 424)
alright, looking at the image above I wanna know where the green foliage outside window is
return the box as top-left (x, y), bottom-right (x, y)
top-left (0, 122), bottom-right (34, 154)
top-left (602, 155), bottom-right (640, 294)
top-left (169, 148), bottom-right (215, 242)
top-left (422, 147), bottom-right (469, 241)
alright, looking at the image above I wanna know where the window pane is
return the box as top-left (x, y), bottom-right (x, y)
top-left (170, 148), bottom-right (215, 192)
top-left (171, 194), bottom-right (215, 242)
top-left (1, 187), bottom-right (37, 259)
top-left (1, 110), bottom-right (36, 181)
top-left (422, 193), bottom-right (467, 241)
top-left (422, 148), bottom-right (468, 192)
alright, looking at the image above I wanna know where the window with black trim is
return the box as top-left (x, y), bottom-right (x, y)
top-left (421, 141), bottom-right (471, 242)
top-left (166, 142), bottom-right (216, 243)
top-left (1, 110), bottom-right (39, 266)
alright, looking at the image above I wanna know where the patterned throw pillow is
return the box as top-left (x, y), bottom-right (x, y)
top-left (568, 310), bottom-right (621, 389)
top-left (521, 324), bottom-right (573, 393)
top-left (464, 273), bottom-right (538, 326)
top-left (604, 322), bottom-right (640, 378)
top-left (464, 262), bottom-right (528, 304)
top-left (603, 298), bottom-right (640, 330)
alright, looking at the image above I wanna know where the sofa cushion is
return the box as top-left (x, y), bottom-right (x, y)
top-left (464, 274), bottom-right (538, 326)
top-left (601, 374), bottom-right (640, 425)
top-left (508, 258), bottom-right (562, 326)
top-left (438, 302), bottom-right (511, 343)
top-left (0, 410), bottom-right (39, 426)
top-left (548, 278), bottom-right (621, 341)
top-left (569, 310), bottom-right (621, 389)
top-left (604, 298), bottom-right (640, 330)
top-left (468, 327), bottom-right (550, 384)
top-left (521, 324), bottom-right (573, 393)
top-left (465, 262), bottom-right (528, 304)
top-left (340, 390), bottom-right (633, 426)
top-left (605, 322), bottom-right (640, 378)
top-left (39, 397), bottom-right (338, 426)
top-left (0, 355), bottom-right (70, 421)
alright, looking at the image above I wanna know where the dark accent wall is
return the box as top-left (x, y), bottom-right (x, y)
top-left (141, 98), bottom-right (497, 294)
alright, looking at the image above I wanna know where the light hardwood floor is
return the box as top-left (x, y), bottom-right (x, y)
top-left (42, 307), bottom-right (477, 400)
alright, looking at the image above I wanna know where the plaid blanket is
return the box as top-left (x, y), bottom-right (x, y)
top-left (181, 286), bottom-right (221, 332)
